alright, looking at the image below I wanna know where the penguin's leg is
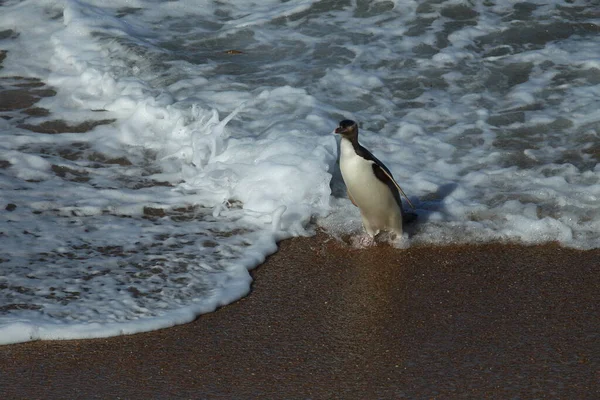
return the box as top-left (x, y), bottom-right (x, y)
top-left (390, 217), bottom-right (404, 239)
top-left (357, 214), bottom-right (379, 246)
top-left (361, 214), bottom-right (379, 237)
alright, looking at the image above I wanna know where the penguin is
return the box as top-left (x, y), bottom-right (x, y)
top-left (334, 119), bottom-right (414, 244)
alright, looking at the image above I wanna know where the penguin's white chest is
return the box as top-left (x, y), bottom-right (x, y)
top-left (339, 139), bottom-right (403, 237)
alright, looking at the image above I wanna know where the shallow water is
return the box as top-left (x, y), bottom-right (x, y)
top-left (1, 0), bottom-right (599, 344)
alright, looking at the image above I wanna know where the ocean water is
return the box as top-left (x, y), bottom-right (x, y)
top-left (0, 0), bottom-right (598, 344)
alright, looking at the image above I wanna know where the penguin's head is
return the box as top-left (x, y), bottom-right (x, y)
top-left (335, 120), bottom-right (358, 140)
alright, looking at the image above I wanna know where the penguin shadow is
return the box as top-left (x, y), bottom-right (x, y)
top-left (404, 182), bottom-right (458, 235)
top-left (329, 160), bottom-right (347, 198)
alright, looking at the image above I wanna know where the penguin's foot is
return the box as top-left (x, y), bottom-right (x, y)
top-left (351, 234), bottom-right (375, 248)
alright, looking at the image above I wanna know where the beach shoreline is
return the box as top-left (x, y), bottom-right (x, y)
top-left (1, 233), bottom-right (598, 399)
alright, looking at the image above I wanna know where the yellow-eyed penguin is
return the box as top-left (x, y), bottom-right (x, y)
top-left (335, 120), bottom-right (414, 244)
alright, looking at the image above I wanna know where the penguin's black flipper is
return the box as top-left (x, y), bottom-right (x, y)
top-left (371, 163), bottom-right (402, 209)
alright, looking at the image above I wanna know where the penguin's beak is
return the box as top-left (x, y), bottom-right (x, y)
top-left (334, 126), bottom-right (343, 134)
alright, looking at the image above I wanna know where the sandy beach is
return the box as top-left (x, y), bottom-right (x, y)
top-left (1, 233), bottom-right (598, 399)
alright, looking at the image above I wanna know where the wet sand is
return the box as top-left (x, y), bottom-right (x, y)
top-left (1, 233), bottom-right (598, 399)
